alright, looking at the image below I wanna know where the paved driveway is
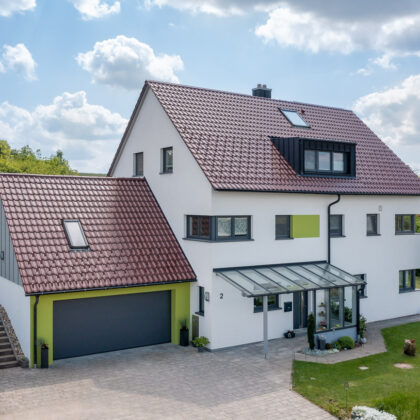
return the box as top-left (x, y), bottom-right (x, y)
top-left (0, 338), bottom-right (333, 420)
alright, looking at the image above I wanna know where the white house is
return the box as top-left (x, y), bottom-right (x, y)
top-left (109, 81), bottom-right (420, 351)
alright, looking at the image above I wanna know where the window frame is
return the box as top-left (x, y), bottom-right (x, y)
top-left (185, 215), bottom-right (251, 242)
top-left (329, 214), bottom-right (344, 237)
top-left (399, 269), bottom-right (416, 293)
top-left (275, 215), bottom-right (291, 240)
top-left (280, 108), bottom-right (310, 128)
top-left (395, 214), bottom-right (415, 235)
top-left (366, 214), bottom-right (379, 236)
top-left (62, 219), bottom-right (89, 251)
top-left (304, 149), bottom-right (348, 175)
top-left (254, 294), bottom-right (279, 313)
top-left (133, 152), bottom-right (144, 177)
top-left (162, 147), bottom-right (173, 174)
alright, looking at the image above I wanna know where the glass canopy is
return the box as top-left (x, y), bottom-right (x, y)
top-left (214, 262), bottom-right (365, 297)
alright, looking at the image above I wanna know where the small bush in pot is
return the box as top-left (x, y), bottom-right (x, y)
top-left (179, 319), bottom-right (189, 347)
top-left (359, 315), bottom-right (367, 343)
top-left (193, 336), bottom-right (209, 352)
top-left (283, 330), bottom-right (295, 339)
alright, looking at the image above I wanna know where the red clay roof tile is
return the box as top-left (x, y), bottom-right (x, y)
top-left (130, 81), bottom-right (420, 195)
top-left (0, 174), bottom-right (196, 294)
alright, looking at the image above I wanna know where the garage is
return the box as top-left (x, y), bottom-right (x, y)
top-left (53, 291), bottom-right (171, 359)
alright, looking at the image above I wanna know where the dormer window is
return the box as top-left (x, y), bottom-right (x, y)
top-left (271, 137), bottom-right (356, 178)
top-left (63, 220), bottom-right (89, 250)
top-left (280, 109), bottom-right (310, 128)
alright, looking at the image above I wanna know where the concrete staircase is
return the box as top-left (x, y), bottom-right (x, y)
top-left (0, 318), bottom-right (19, 369)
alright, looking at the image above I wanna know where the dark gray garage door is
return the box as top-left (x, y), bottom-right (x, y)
top-left (53, 291), bottom-right (171, 360)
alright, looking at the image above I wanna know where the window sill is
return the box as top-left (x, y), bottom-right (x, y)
top-left (367, 233), bottom-right (380, 236)
top-left (330, 235), bottom-right (346, 238)
top-left (132, 175), bottom-right (144, 178)
top-left (395, 232), bottom-right (416, 235)
top-left (183, 237), bottom-right (254, 243)
top-left (195, 311), bottom-right (204, 316)
top-left (159, 171), bottom-right (173, 175)
top-left (399, 289), bottom-right (417, 294)
top-left (275, 237), bottom-right (294, 241)
top-left (254, 306), bottom-right (282, 313)
top-left (360, 295), bottom-right (368, 299)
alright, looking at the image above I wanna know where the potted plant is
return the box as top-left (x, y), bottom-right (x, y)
top-left (179, 319), bottom-right (189, 347)
top-left (192, 336), bottom-right (209, 352)
top-left (404, 339), bottom-right (416, 356)
top-left (38, 339), bottom-right (49, 369)
top-left (283, 329), bottom-right (295, 339)
top-left (18, 356), bottom-right (29, 368)
top-left (359, 315), bottom-right (367, 344)
top-left (307, 313), bottom-right (315, 350)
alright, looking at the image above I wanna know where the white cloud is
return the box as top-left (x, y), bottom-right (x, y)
top-left (0, 0), bottom-right (35, 17)
top-left (1, 43), bottom-right (37, 81)
top-left (68, 0), bottom-right (120, 20)
top-left (76, 35), bottom-right (184, 90)
top-left (354, 74), bottom-right (420, 147)
top-left (0, 91), bottom-right (127, 172)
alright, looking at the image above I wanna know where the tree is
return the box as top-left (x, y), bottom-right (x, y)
top-left (307, 313), bottom-right (316, 350)
top-left (0, 140), bottom-right (77, 175)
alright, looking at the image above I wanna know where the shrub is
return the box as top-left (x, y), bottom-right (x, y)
top-left (307, 313), bottom-right (315, 350)
top-left (404, 339), bottom-right (416, 356)
top-left (192, 336), bottom-right (209, 348)
top-left (375, 392), bottom-right (420, 420)
top-left (333, 341), bottom-right (341, 350)
top-left (337, 336), bottom-right (355, 350)
top-left (360, 315), bottom-right (367, 339)
top-left (351, 406), bottom-right (396, 420)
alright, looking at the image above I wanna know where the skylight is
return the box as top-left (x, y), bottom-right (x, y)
top-left (280, 109), bottom-right (310, 128)
top-left (63, 220), bottom-right (89, 250)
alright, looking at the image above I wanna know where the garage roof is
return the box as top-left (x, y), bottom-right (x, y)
top-left (0, 174), bottom-right (196, 294)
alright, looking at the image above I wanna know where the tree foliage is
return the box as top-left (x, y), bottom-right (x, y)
top-left (0, 140), bottom-right (77, 175)
top-left (307, 312), bottom-right (316, 350)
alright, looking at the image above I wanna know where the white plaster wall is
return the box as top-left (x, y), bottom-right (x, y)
top-left (0, 276), bottom-right (30, 357)
top-left (111, 89), bottom-right (214, 339)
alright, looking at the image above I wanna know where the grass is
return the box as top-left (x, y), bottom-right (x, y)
top-left (293, 322), bottom-right (420, 419)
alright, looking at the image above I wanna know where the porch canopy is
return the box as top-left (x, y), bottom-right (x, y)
top-left (214, 261), bottom-right (365, 358)
top-left (214, 261), bottom-right (365, 297)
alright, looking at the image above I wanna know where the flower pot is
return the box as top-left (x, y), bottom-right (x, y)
top-left (40, 345), bottom-right (49, 368)
top-left (360, 337), bottom-right (367, 344)
top-left (180, 328), bottom-right (189, 347)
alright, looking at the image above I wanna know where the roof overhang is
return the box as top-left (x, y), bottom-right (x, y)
top-left (214, 261), bottom-right (365, 298)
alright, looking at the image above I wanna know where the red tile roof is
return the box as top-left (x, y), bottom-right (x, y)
top-left (0, 174), bottom-right (195, 294)
top-left (110, 80), bottom-right (420, 195)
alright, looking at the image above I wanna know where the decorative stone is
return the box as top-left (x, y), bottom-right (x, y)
top-left (359, 366), bottom-right (369, 370)
top-left (394, 363), bottom-right (413, 369)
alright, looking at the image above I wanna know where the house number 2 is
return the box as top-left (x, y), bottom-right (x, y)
top-left (220, 293), bottom-right (223, 299)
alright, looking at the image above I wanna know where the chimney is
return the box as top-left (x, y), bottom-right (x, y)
top-left (252, 83), bottom-right (271, 99)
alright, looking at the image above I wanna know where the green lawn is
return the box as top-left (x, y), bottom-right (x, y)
top-left (293, 322), bottom-right (420, 419)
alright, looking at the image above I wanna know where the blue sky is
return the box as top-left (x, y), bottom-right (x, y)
top-left (1, 0), bottom-right (420, 173)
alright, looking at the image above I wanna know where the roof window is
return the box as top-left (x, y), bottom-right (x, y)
top-left (280, 109), bottom-right (310, 128)
top-left (63, 220), bottom-right (89, 250)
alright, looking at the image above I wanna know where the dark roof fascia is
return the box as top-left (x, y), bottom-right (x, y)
top-left (25, 278), bottom-right (196, 297)
top-left (213, 260), bottom-right (327, 272)
top-left (107, 82), bottom-right (150, 176)
top-left (213, 187), bottom-right (420, 197)
top-left (270, 136), bottom-right (358, 147)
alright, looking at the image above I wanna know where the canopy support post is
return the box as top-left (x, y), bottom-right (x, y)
top-left (263, 295), bottom-right (268, 359)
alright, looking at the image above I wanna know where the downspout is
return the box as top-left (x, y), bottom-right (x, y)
top-left (327, 194), bottom-right (341, 263)
top-left (33, 295), bottom-right (39, 367)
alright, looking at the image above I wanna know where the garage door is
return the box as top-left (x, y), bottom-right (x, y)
top-left (53, 291), bottom-right (171, 359)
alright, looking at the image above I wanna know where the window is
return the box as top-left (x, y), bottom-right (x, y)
top-left (197, 286), bottom-right (205, 315)
top-left (162, 147), bottom-right (173, 173)
top-left (304, 150), bottom-right (347, 174)
top-left (395, 214), bottom-right (415, 234)
top-left (280, 109), bottom-right (310, 128)
top-left (329, 215), bottom-right (343, 237)
top-left (254, 295), bottom-right (278, 312)
top-left (133, 152), bottom-right (143, 176)
top-left (216, 216), bottom-right (250, 240)
top-left (275, 215), bottom-right (291, 239)
top-left (399, 269), bottom-right (416, 292)
top-left (354, 274), bottom-right (367, 298)
top-left (62, 220), bottom-right (89, 250)
top-left (186, 216), bottom-right (251, 241)
top-left (367, 214), bottom-right (379, 235)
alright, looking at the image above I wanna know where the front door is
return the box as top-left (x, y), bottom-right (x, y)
top-left (293, 291), bottom-right (308, 330)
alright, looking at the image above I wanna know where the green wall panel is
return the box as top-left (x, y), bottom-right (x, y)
top-left (291, 215), bottom-right (320, 238)
top-left (30, 282), bottom-right (191, 367)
